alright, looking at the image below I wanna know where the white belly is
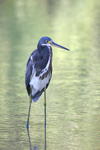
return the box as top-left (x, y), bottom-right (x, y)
top-left (29, 68), bottom-right (51, 96)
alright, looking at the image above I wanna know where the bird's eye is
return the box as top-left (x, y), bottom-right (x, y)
top-left (46, 40), bottom-right (48, 43)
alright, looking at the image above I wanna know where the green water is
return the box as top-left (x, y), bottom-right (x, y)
top-left (0, 0), bottom-right (100, 150)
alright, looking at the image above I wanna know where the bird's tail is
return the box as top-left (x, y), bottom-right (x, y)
top-left (31, 88), bottom-right (44, 102)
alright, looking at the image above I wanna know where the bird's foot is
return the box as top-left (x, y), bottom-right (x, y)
top-left (25, 123), bottom-right (30, 130)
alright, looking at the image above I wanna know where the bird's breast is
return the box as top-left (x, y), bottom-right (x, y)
top-left (36, 46), bottom-right (52, 79)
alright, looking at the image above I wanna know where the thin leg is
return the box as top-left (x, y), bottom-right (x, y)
top-left (44, 87), bottom-right (46, 150)
top-left (26, 95), bottom-right (32, 150)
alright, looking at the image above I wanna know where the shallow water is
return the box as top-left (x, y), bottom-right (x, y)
top-left (0, 0), bottom-right (100, 150)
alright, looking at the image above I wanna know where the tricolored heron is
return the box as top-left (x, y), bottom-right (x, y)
top-left (25, 36), bottom-right (69, 149)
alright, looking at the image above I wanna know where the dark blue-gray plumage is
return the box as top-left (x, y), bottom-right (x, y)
top-left (25, 36), bottom-right (69, 102)
top-left (25, 36), bottom-right (69, 149)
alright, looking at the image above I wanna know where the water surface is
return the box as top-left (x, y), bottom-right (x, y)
top-left (0, 0), bottom-right (100, 150)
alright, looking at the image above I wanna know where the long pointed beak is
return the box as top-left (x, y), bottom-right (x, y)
top-left (51, 41), bottom-right (70, 51)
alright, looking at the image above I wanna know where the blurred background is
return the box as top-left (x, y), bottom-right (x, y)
top-left (0, 0), bottom-right (100, 150)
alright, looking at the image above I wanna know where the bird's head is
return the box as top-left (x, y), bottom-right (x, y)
top-left (37, 36), bottom-right (70, 51)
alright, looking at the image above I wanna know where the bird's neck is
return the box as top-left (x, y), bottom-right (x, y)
top-left (37, 46), bottom-right (52, 70)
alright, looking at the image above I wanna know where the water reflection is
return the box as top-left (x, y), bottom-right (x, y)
top-left (0, 0), bottom-right (100, 150)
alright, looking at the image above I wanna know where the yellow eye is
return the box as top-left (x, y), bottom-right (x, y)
top-left (46, 40), bottom-right (52, 44)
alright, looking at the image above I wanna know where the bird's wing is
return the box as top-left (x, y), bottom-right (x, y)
top-left (25, 48), bottom-right (52, 102)
top-left (25, 49), bottom-right (45, 96)
top-left (25, 50), bottom-right (37, 95)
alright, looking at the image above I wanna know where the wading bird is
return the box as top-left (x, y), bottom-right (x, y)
top-left (25, 36), bottom-right (69, 149)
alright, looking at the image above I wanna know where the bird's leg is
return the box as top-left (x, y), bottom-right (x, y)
top-left (26, 96), bottom-right (32, 129)
top-left (26, 91), bottom-right (32, 150)
top-left (44, 87), bottom-right (46, 150)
